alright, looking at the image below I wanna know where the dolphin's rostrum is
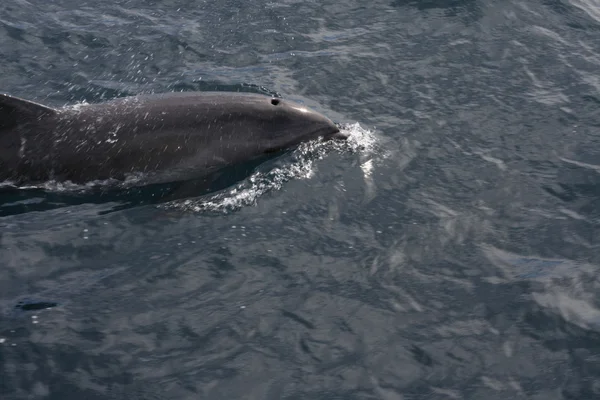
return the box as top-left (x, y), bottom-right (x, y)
top-left (0, 91), bottom-right (344, 186)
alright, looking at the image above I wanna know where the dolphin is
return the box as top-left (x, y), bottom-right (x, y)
top-left (0, 91), bottom-right (344, 187)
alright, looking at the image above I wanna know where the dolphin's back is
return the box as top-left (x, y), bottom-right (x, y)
top-left (0, 92), bottom-right (271, 184)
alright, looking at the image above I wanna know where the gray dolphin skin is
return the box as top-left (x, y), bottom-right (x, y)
top-left (0, 91), bottom-right (344, 186)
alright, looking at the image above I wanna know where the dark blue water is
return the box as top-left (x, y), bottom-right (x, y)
top-left (2, 0), bottom-right (600, 398)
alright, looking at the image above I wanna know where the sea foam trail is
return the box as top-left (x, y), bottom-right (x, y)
top-left (163, 122), bottom-right (382, 213)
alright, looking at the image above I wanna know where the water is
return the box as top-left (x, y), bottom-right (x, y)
top-left (2, 0), bottom-right (600, 398)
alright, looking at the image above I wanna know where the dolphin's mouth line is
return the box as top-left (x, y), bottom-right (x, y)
top-left (323, 123), bottom-right (348, 140)
top-left (263, 147), bottom-right (281, 154)
top-left (302, 124), bottom-right (347, 144)
top-left (261, 124), bottom-right (345, 155)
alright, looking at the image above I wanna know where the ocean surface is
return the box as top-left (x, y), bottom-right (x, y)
top-left (2, 0), bottom-right (600, 399)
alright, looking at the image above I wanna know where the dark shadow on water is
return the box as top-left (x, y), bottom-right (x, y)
top-left (0, 153), bottom-right (285, 217)
top-left (14, 300), bottom-right (58, 312)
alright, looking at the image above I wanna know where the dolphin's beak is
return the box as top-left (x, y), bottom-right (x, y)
top-left (331, 123), bottom-right (349, 140)
top-left (288, 100), bottom-right (346, 142)
top-left (322, 122), bottom-right (348, 141)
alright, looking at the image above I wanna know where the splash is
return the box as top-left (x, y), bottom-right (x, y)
top-left (0, 123), bottom-right (382, 214)
top-left (163, 122), bottom-right (381, 213)
top-left (66, 100), bottom-right (91, 112)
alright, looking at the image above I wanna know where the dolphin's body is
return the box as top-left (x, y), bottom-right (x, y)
top-left (0, 91), bottom-right (343, 187)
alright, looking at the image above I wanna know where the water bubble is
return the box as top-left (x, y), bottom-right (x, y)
top-left (160, 123), bottom-right (379, 214)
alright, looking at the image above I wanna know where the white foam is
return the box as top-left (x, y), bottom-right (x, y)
top-left (67, 100), bottom-right (91, 112)
top-left (163, 122), bottom-right (381, 213)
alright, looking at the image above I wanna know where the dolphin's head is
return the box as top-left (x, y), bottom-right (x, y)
top-left (255, 96), bottom-right (346, 154)
top-left (164, 92), bottom-right (346, 172)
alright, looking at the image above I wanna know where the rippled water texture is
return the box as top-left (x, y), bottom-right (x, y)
top-left (2, 0), bottom-right (600, 399)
